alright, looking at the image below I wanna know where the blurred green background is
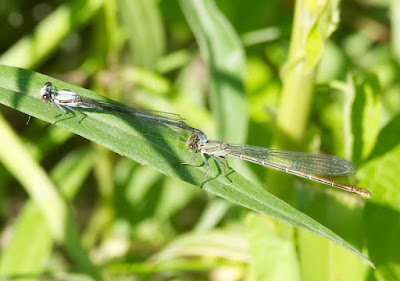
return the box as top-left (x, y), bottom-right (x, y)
top-left (0, 0), bottom-right (399, 280)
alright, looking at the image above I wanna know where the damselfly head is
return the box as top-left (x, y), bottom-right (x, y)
top-left (186, 133), bottom-right (199, 152)
top-left (40, 82), bottom-right (53, 102)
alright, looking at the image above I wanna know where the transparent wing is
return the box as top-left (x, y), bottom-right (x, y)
top-left (226, 144), bottom-right (357, 176)
top-left (83, 98), bottom-right (186, 122)
top-left (80, 97), bottom-right (205, 141)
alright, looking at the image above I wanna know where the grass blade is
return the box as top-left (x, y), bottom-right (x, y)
top-left (0, 65), bottom-right (374, 268)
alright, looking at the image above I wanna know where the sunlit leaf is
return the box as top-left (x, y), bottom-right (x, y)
top-left (0, 65), bottom-right (374, 268)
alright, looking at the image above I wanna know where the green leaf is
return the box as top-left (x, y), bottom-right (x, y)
top-left (180, 0), bottom-right (248, 143)
top-left (305, 0), bottom-right (340, 70)
top-left (0, 204), bottom-right (52, 279)
top-left (367, 114), bottom-right (400, 162)
top-left (340, 73), bottom-right (382, 163)
top-left (0, 113), bottom-right (100, 278)
top-left (0, 65), bottom-right (374, 268)
top-left (151, 230), bottom-right (250, 262)
top-left (0, 148), bottom-right (95, 279)
top-left (359, 143), bottom-right (400, 211)
top-left (364, 203), bottom-right (400, 280)
top-left (298, 228), bottom-right (367, 281)
top-left (246, 213), bottom-right (300, 281)
top-left (118, 0), bottom-right (165, 70)
top-left (297, 191), bottom-right (369, 280)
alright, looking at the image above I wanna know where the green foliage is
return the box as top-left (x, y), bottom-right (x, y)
top-left (0, 0), bottom-right (399, 280)
top-left (180, 0), bottom-right (248, 142)
top-left (0, 65), bottom-right (373, 273)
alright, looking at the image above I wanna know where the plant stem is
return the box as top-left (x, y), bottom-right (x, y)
top-left (269, 0), bottom-right (317, 202)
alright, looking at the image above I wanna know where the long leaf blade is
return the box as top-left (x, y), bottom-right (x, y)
top-left (0, 65), bottom-right (374, 268)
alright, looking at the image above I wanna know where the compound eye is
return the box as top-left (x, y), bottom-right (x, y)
top-left (41, 93), bottom-right (50, 102)
top-left (40, 82), bottom-right (53, 102)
